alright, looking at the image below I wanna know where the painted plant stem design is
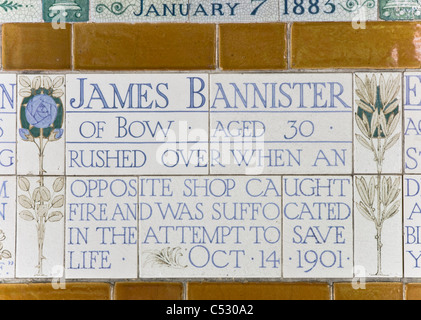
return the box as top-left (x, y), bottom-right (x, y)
top-left (0, 1), bottom-right (23, 12)
top-left (18, 76), bottom-right (64, 276)
top-left (354, 74), bottom-right (401, 275)
top-left (0, 229), bottom-right (12, 261)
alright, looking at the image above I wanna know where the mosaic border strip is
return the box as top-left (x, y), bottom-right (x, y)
top-left (1, 0), bottom-right (421, 23)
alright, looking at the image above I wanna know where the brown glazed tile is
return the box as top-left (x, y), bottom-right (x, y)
top-left (291, 22), bottom-right (421, 69)
top-left (334, 283), bottom-right (403, 300)
top-left (0, 283), bottom-right (111, 300)
top-left (187, 282), bottom-right (329, 300)
top-left (405, 283), bottom-right (421, 300)
top-left (219, 23), bottom-right (287, 70)
top-left (2, 23), bottom-right (71, 70)
top-left (114, 282), bottom-right (183, 300)
top-left (73, 23), bottom-right (216, 70)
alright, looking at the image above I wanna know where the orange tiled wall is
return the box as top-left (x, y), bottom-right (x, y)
top-left (1, 22), bottom-right (419, 300)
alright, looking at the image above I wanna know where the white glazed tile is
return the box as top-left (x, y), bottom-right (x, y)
top-left (17, 75), bottom-right (65, 176)
top-left (139, 176), bottom-right (282, 278)
top-left (189, 0), bottom-right (278, 23)
top-left (66, 74), bottom-right (208, 175)
top-left (404, 176), bottom-right (421, 277)
top-left (0, 0), bottom-right (41, 22)
top-left (209, 73), bottom-right (353, 175)
top-left (16, 176), bottom-right (65, 278)
top-left (353, 175), bottom-right (402, 278)
top-left (282, 176), bottom-right (353, 278)
top-left (404, 72), bottom-right (421, 173)
top-left (91, 0), bottom-right (189, 22)
top-left (0, 74), bottom-right (16, 175)
top-left (280, 0), bottom-right (377, 22)
top-left (354, 73), bottom-right (402, 174)
top-left (65, 177), bottom-right (138, 279)
top-left (0, 177), bottom-right (15, 278)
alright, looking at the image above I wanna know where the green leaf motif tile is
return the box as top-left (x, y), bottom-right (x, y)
top-left (380, 0), bottom-right (421, 20)
top-left (0, 0), bottom-right (41, 22)
top-left (43, 0), bottom-right (89, 22)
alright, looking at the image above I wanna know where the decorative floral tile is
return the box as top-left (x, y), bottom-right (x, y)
top-left (0, 177), bottom-right (15, 278)
top-left (281, 0), bottom-right (377, 21)
top-left (404, 72), bottom-right (421, 173)
top-left (354, 175), bottom-right (402, 277)
top-left (65, 74), bottom-right (208, 175)
top-left (282, 176), bottom-right (353, 278)
top-left (0, 74), bottom-right (16, 175)
top-left (189, 0), bottom-right (278, 23)
top-left (65, 177), bottom-right (138, 279)
top-left (209, 73), bottom-right (353, 175)
top-left (15, 176), bottom-right (65, 278)
top-left (43, 0), bottom-right (89, 22)
top-left (404, 176), bottom-right (421, 277)
top-left (91, 0), bottom-right (189, 22)
top-left (139, 176), bottom-right (282, 278)
top-left (354, 73), bottom-right (402, 174)
top-left (0, 0), bottom-right (41, 22)
top-left (17, 75), bottom-right (65, 176)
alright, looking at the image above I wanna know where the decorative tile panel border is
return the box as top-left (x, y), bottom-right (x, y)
top-left (1, 1), bottom-right (421, 22)
top-left (0, 72), bottom-right (419, 280)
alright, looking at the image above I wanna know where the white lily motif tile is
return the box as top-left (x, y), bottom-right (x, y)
top-left (17, 75), bottom-right (65, 176)
top-left (66, 74), bottom-right (208, 176)
top-left (139, 176), bottom-right (282, 278)
top-left (0, 74), bottom-right (17, 175)
top-left (354, 175), bottom-right (402, 277)
top-left (354, 73), bottom-right (402, 174)
top-left (282, 176), bottom-right (353, 278)
top-left (65, 176), bottom-right (138, 279)
top-left (0, 177), bottom-right (15, 278)
top-left (210, 73), bottom-right (353, 175)
top-left (16, 176), bottom-right (65, 278)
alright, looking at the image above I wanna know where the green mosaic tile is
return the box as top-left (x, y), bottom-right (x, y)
top-left (43, 0), bottom-right (89, 22)
top-left (379, 0), bottom-right (421, 20)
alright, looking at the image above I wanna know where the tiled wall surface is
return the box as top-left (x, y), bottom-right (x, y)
top-left (2, 0), bottom-right (421, 300)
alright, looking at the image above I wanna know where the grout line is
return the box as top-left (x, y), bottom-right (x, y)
top-left (280, 176), bottom-right (283, 279)
top-left (401, 72), bottom-right (405, 281)
top-left (329, 282), bottom-right (333, 300)
top-left (137, 177), bottom-right (140, 279)
top-left (183, 281), bottom-right (187, 300)
top-left (13, 175), bottom-right (17, 278)
top-left (110, 281), bottom-right (115, 300)
top-left (403, 280), bottom-right (407, 300)
top-left (286, 22), bottom-right (291, 70)
top-left (0, 23), bottom-right (3, 72)
top-left (215, 24), bottom-right (220, 71)
top-left (71, 23), bottom-right (75, 72)
top-left (63, 175), bottom-right (66, 279)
